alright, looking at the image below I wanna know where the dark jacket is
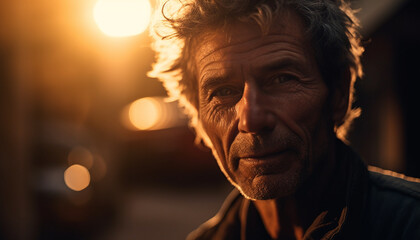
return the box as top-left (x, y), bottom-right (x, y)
top-left (187, 141), bottom-right (420, 240)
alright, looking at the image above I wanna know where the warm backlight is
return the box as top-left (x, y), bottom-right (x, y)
top-left (93, 0), bottom-right (152, 37)
top-left (128, 97), bottom-right (161, 130)
top-left (64, 164), bottom-right (91, 191)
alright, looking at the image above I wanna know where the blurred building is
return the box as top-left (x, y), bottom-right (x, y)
top-left (349, 0), bottom-right (420, 177)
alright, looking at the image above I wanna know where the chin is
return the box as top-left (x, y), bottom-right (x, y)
top-left (236, 171), bottom-right (303, 200)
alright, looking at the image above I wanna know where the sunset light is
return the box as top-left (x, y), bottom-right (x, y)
top-left (93, 0), bottom-right (152, 37)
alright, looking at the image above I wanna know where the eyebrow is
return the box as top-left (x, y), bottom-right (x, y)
top-left (200, 75), bottom-right (231, 94)
top-left (199, 57), bottom-right (306, 93)
top-left (257, 57), bottom-right (304, 74)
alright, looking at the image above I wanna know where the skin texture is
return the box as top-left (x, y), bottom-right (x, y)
top-left (194, 10), bottom-right (348, 239)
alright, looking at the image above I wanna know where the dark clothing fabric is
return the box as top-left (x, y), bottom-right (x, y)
top-left (187, 140), bottom-right (420, 240)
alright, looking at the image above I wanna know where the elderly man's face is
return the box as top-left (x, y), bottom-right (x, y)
top-left (194, 11), bottom-right (334, 200)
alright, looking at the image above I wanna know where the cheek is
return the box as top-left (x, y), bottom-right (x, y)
top-left (200, 106), bottom-right (237, 162)
top-left (200, 108), bottom-right (240, 183)
top-left (274, 84), bottom-right (329, 142)
top-left (296, 93), bottom-right (327, 127)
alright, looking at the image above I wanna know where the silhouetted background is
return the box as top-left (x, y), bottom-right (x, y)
top-left (0, 0), bottom-right (419, 239)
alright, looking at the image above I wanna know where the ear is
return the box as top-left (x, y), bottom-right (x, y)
top-left (331, 68), bottom-right (351, 127)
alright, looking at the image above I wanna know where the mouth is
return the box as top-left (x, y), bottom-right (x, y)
top-left (239, 147), bottom-right (290, 160)
top-left (236, 149), bottom-right (294, 174)
top-left (240, 150), bottom-right (288, 162)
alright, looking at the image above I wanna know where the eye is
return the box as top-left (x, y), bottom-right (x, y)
top-left (211, 87), bottom-right (239, 98)
top-left (214, 88), bottom-right (232, 96)
top-left (268, 74), bottom-right (297, 85)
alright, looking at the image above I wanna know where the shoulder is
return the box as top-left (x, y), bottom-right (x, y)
top-left (186, 188), bottom-right (243, 240)
top-left (368, 166), bottom-right (420, 198)
top-left (364, 166), bottom-right (420, 239)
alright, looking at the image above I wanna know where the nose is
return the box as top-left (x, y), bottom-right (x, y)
top-left (236, 83), bottom-right (276, 133)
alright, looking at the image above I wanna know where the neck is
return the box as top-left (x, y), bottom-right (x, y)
top-left (254, 198), bottom-right (304, 240)
top-left (254, 138), bottom-right (342, 239)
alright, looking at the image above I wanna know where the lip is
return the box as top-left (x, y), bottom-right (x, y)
top-left (238, 149), bottom-right (289, 161)
top-left (240, 153), bottom-right (286, 164)
top-left (237, 150), bottom-right (293, 174)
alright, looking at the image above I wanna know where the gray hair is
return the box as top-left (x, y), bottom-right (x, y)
top-left (148, 0), bottom-right (364, 141)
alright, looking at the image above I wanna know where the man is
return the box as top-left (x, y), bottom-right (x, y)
top-left (149, 0), bottom-right (420, 239)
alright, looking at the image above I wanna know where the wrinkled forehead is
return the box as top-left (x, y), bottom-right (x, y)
top-left (193, 9), bottom-right (309, 65)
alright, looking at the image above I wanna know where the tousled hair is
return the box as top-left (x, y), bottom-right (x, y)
top-left (148, 0), bottom-right (364, 142)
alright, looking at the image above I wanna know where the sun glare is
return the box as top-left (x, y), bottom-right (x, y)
top-left (93, 0), bottom-right (152, 37)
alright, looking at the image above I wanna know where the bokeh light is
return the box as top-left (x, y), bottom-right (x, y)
top-left (93, 0), bottom-right (152, 37)
top-left (64, 164), bottom-right (91, 191)
top-left (122, 97), bottom-right (186, 131)
top-left (91, 154), bottom-right (108, 181)
top-left (68, 146), bottom-right (94, 169)
top-left (128, 97), bottom-right (161, 130)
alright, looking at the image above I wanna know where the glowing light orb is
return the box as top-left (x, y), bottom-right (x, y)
top-left (93, 0), bottom-right (152, 37)
top-left (64, 164), bottom-right (91, 191)
top-left (128, 97), bottom-right (161, 130)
